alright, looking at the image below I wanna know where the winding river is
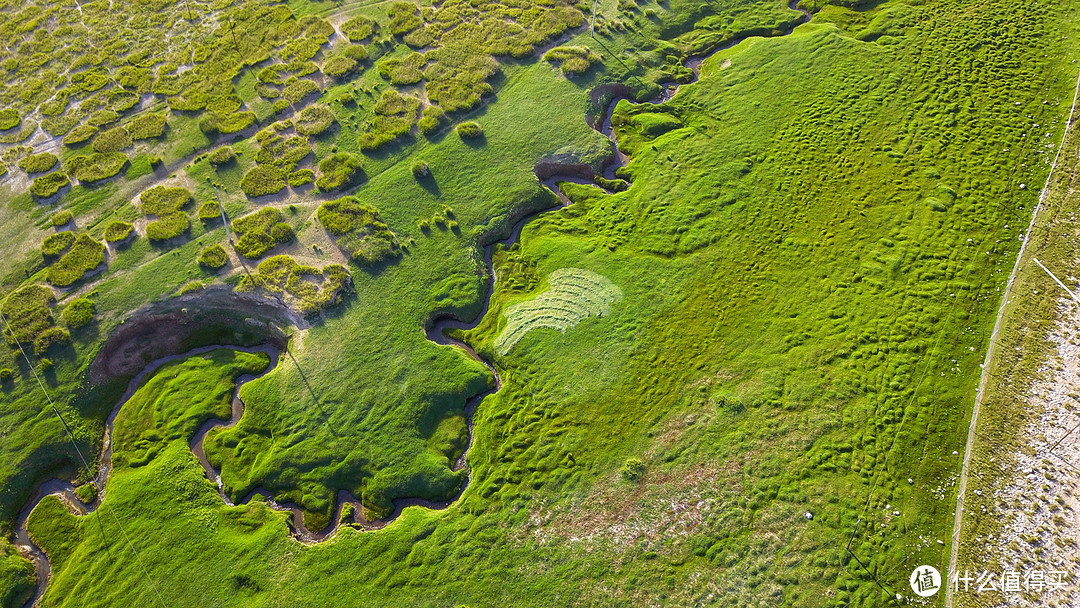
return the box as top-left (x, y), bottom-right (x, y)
top-left (12, 6), bottom-right (812, 605)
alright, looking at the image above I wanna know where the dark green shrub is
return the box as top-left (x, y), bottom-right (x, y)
top-left (233, 208), bottom-right (287, 258)
top-left (33, 327), bottom-right (71, 354)
top-left (197, 201), bottom-right (222, 221)
top-left (127, 113), bottom-right (167, 139)
top-left (0, 368), bottom-right (12, 382)
top-left (387, 2), bottom-right (422, 35)
top-left (316, 197), bottom-right (400, 263)
top-left (18, 152), bottom-right (58, 174)
top-left (316, 153), bottom-right (362, 191)
top-left (208, 146), bottom-right (236, 166)
top-left (543, 46), bottom-right (601, 75)
top-left (38, 358), bottom-right (53, 372)
top-left (377, 53), bottom-right (426, 85)
top-left (271, 222), bottom-right (295, 243)
top-left (0, 109), bottom-right (20, 130)
top-left (288, 169), bottom-right (314, 187)
top-left (30, 172), bottom-right (70, 198)
top-left (418, 106), bottom-right (445, 135)
top-left (50, 210), bottom-right (73, 226)
top-left (140, 185), bottom-right (192, 215)
top-left (145, 213), bottom-right (190, 241)
top-left (42, 231), bottom-right (75, 257)
top-left (63, 124), bottom-right (98, 145)
top-left (241, 166), bottom-right (286, 197)
top-left (323, 55), bottom-right (358, 79)
top-left (198, 244), bottom-right (228, 269)
top-left (456, 121), bottom-right (483, 139)
top-left (104, 220), bottom-right (134, 242)
top-left (343, 45), bottom-right (369, 62)
top-left (272, 99), bottom-right (289, 114)
top-left (282, 79), bottom-right (320, 105)
top-left (620, 458), bottom-right (646, 482)
top-left (92, 127), bottom-right (133, 153)
top-left (46, 234), bottom-right (105, 286)
top-left (60, 298), bottom-right (94, 328)
top-left (294, 105), bottom-right (335, 135)
top-left (1, 284), bottom-right (56, 345)
top-left (65, 152), bottom-right (128, 183)
top-left (341, 16), bottom-right (376, 41)
top-left (412, 161), bottom-right (429, 178)
top-left (87, 109), bottom-right (120, 127)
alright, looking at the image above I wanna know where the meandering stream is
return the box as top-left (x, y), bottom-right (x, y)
top-left (12, 6), bottom-right (812, 605)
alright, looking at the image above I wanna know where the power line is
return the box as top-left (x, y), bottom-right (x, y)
top-left (1, 312), bottom-right (169, 608)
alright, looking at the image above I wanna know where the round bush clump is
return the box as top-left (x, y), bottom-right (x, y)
top-left (63, 124), bottom-right (98, 145)
top-left (18, 152), bottom-right (59, 174)
top-left (322, 55), bottom-right (358, 79)
top-left (620, 457), bottom-right (646, 482)
top-left (145, 213), bottom-right (190, 241)
top-left (65, 152), bottom-right (128, 183)
top-left (198, 244), bottom-right (228, 269)
top-left (50, 210), bottom-right (73, 227)
top-left (30, 172), bottom-right (70, 198)
top-left (104, 220), bottom-right (135, 243)
top-left (91, 126), bottom-right (133, 153)
top-left (42, 231), bottom-right (76, 256)
top-left (288, 169), bottom-right (314, 187)
top-left (241, 166), bottom-right (286, 198)
top-left (0, 108), bottom-right (20, 131)
top-left (197, 200), bottom-right (222, 221)
top-left (0, 368), bottom-right (12, 382)
top-left (456, 121), bottom-right (483, 139)
top-left (411, 160), bottom-right (429, 178)
top-left (127, 113), bottom-right (167, 140)
top-left (38, 358), bottom-right (53, 372)
top-left (208, 146), bottom-right (236, 167)
top-left (33, 326), bottom-right (71, 354)
top-left (315, 153), bottom-right (362, 192)
top-left (46, 234), bottom-right (106, 286)
top-left (271, 222), bottom-right (295, 243)
top-left (294, 105), bottom-right (336, 136)
top-left (60, 298), bottom-right (94, 328)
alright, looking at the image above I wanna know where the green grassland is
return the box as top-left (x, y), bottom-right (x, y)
top-left (0, 0), bottom-right (1078, 603)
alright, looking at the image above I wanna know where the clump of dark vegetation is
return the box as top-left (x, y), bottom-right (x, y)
top-left (18, 152), bottom-right (58, 174)
top-left (456, 121), bottom-right (483, 139)
top-left (417, 106), bottom-right (445, 135)
top-left (316, 153), bottom-right (362, 191)
top-left (316, 197), bottom-right (399, 264)
top-left (358, 90), bottom-right (420, 151)
top-left (41, 231), bottom-right (75, 257)
top-left (103, 220), bottom-right (134, 243)
top-left (341, 16), bottom-right (377, 41)
top-left (240, 166), bottom-right (286, 197)
top-left (294, 105), bottom-right (335, 136)
top-left (543, 46), bottom-right (601, 75)
top-left (200, 95), bottom-right (256, 136)
top-left (0, 109), bottom-right (20, 131)
top-left (49, 210), bottom-right (72, 227)
top-left (232, 208), bottom-right (293, 259)
top-left (30, 172), bottom-right (70, 198)
top-left (140, 185), bottom-right (192, 241)
top-left (62, 124), bottom-right (98, 145)
top-left (91, 126), bottom-right (133, 153)
top-left (198, 244), bottom-right (228, 270)
top-left (288, 169), bottom-right (314, 187)
top-left (65, 152), bottom-right (128, 183)
top-left (411, 160), bottom-right (429, 178)
top-left (46, 234), bottom-right (105, 287)
top-left (619, 457), bottom-right (646, 482)
top-left (197, 201), bottom-right (222, 221)
top-left (1, 284), bottom-right (55, 347)
top-left (238, 254), bottom-right (351, 314)
top-left (59, 297), bottom-right (94, 329)
top-left (208, 147), bottom-right (236, 167)
top-left (127, 113), bottom-right (167, 140)
top-left (33, 326), bottom-right (70, 354)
